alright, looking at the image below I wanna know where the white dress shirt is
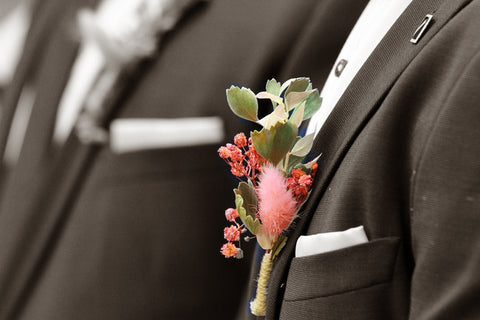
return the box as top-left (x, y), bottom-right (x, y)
top-left (52, 43), bottom-right (105, 145)
top-left (1, 2), bottom-right (33, 166)
top-left (307, 0), bottom-right (412, 136)
top-left (0, 2), bottom-right (30, 87)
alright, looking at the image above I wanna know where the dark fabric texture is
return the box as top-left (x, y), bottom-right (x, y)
top-left (241, 0), bottom-right (480, 319)
top-left (0, 0), bottom-right (335, 319)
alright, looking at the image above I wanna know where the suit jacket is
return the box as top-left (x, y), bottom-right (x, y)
top-left (0, 0), bottom-right (348, 319)
top-left (241, 0), bottom-right (480, 319)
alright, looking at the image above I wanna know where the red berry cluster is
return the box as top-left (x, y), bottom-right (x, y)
top-left (220, 208), bottom-right (244, 258)
top-left (218, 133), bottom-right (266, 183)
top-left (286, 165), bottom-right (318, 204)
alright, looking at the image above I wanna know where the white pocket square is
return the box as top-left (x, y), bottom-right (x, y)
top-left (109, 117), bottom-right (224, 154)
top-left (295, 225), bottom-right (368, 258)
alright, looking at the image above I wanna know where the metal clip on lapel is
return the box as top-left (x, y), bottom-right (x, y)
top-left (410, 14), bottom-right (434, 44)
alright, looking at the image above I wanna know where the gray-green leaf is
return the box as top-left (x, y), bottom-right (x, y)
top-left (234, 193), bottom-right (260, 235)
top-left (251, 120), bottom-right (298, 165)
top-left (234, 181), bottom-right (258, 219)
top-left (303, 90), bottom-right (322, 120)
top-left (289, 101), bottom-right (305, 128)
top-left (285, 90), bottom-right (315, 111)
top-left (290, 133), bottom-right (315, 157)
top-left (282, 77), bottom-right (311, 97)
top-left (226, 85), bottom-right (259, 122)
top-left (266, 78), bottom-right (281, 96)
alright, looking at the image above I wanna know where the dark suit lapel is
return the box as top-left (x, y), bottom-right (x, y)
top-left (265, 0), bottom-right (472, 318)
top-left (279, 0), bottom-right (369, 90)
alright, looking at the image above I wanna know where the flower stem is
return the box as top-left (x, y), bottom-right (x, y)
top-left (250, 251), bottom-right (273, 316)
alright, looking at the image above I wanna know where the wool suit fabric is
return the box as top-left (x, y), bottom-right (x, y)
top-left (240, 0), bottom-right (480, 319)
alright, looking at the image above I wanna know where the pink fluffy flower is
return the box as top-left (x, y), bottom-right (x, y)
top-left (257, 165), bottom-right (297, 237)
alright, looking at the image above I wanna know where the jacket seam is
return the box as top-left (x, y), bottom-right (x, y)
top-left (283, 280), bottom-right (391, 303)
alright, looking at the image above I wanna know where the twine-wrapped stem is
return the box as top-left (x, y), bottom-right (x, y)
top-left (250, 251), bottom-right (273, 316)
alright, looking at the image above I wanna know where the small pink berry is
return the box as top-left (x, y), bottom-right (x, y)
top-left (224, 225), bottom-right (241, 242)
top-left (218, 146), bottom-right (231, 159)
top-left (299, 174), bottom-right (313, 187)
top-left (225, 208), bottom-right (239, 222)
top-left (230, 148), bottom-right (243, 162)
top-left (230, 162), bottom-right (244, 177)
top-left (234, 133), bottom-right (248, 148)
top-left (286, 177), bottom-right (297, 190)
top-left (220, 242), bottom-right (239, 258)
top-left (293, 185), bottom-right (309, 202)
top-left (291, 168), bottom-right (305, 179)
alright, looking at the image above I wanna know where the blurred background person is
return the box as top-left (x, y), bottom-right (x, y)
top-left (0, 0), bottom-right (348, 319)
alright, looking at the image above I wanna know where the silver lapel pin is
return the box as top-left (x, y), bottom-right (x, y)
top-left (410, 14), bottom-right (434, 44)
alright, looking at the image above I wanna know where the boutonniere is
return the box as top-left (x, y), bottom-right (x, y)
top-left (218, 77), bottom-right (322, 316)
top-left (74, 0), bottom-right (200, 145)
top-left (78, 0), bottom-right (200, 70)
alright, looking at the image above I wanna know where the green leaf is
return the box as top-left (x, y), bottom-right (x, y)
top-left (282, 77), bottom-right (311, 97)
top-left (294, 154), bottom-right (321, 174)
top-left (251, 121), bottom-right (298, 165)
top-left (290, 133), bottom-right (314, 157)
top-left (270, 235), bottom-right (287, 261)
top-left (289, 101), bottom-right (305, 128)
top-left (285, 90), bottom-right (315, 111)
top-left (256, 226), bottom-right (275, 250)
top-left (234, 181), bottom-right (257, 218)
top-left (256, 91), bottom-right (285, 108)
top-left (258, 104), bottom-right (288, 129)
top-left (226, 85), bottom-right (259, 122)
top-left (286, 154), bottom-right (305, 173)
top-left (303, 90), bottom-right (322, 120)
top-left (234, 193), bottom-right (260, 235)
top-left (266, 78), bottom-right (281, 96)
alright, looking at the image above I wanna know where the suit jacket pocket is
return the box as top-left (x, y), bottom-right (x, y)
top-left (109, 117), bottom-right (224, 154)
top-left (94, 144), bottom-right (224, 184)
top-left (283, 237), bottom-right (400, 301)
